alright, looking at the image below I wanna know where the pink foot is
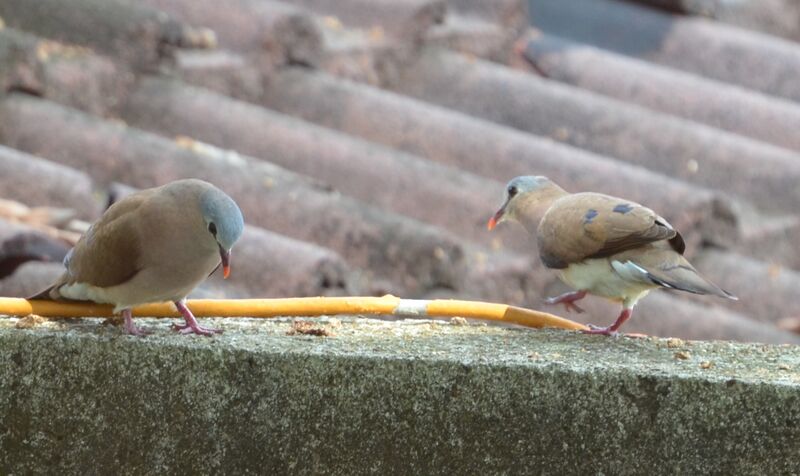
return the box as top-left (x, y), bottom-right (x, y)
top-left (582, 324), bottom-right (619, 337)
top-left (171, 322), bottom-right (222, 336)
top-left (122, 309), bottom-right (150, 337)
top-left (173, 299), bottom-right (222, 337)
top-left (582, 308), bottom-right (633, 337)
top-left (545, 290), bottom-right (588, 314)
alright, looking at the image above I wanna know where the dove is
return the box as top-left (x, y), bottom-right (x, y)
top-left (487, 176), bottom-right (736, 335)
top-left (31, 179), bottom-right (244, 336)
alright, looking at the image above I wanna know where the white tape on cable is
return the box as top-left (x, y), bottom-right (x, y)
top-left (392, 299), bottom-right (430, 316)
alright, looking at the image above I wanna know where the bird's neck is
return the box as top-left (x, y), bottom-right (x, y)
top-left (515, 186), bottom-right (569, 234)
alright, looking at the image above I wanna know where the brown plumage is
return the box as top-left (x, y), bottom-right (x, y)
top-left (488, 176), bottom-right (735, 335)
top-left (30, 179), bottom-right (244, 336)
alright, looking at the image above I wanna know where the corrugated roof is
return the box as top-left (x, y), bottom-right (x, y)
top-left (0, 0), bottom-right (797, 343)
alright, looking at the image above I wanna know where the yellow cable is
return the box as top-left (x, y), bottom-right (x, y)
top-left (0, 296), bottom-right (587, 331)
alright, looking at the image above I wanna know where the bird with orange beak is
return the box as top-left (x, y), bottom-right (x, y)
top-left (31, 179), bottom-right (244, 336)
top-left (488, 176), bottom-right (735, 336)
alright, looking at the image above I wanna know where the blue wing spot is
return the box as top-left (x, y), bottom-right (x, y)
top-left (613, 203), bottom-right (634, 214)
top-left (584, 209), bottom-right (599, 224)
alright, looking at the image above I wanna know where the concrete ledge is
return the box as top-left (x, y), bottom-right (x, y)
top-left (1, 317), bottom-right (798, 473)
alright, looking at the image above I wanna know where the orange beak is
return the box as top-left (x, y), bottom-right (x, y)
top-left (487, 208), bottom-right (504, 231)
top-left (219, 246), bottom-right (231, 279)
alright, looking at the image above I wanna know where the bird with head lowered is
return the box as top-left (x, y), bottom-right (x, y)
top-left (488, 176), bottom-right (736, 336)
top-left (31, 179), bottom-right (244, 336)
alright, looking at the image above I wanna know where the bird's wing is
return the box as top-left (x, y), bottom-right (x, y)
top-left (59, 190), bottom-right (153, 289)
top-left (537, 192), bottom-right (683, 268)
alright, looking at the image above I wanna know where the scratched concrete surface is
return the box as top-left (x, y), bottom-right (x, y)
top-left (0, 316), bottom-right (798, 474)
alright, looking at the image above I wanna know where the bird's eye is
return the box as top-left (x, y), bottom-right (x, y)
top-left (507, 185), bottom-right (518, 197)
top-left (208, 222), bottom-right (217, 236)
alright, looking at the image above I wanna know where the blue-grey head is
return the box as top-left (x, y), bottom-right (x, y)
top-left (200, 185), bottom-right (244, 279)
top-left (487, 176), bottom-right (563, 230)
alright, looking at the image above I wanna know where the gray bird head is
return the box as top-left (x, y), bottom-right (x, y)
top-left (487, 176), bottom-right (561, 230)
top-left (200, 188), bottom-right (244, 278)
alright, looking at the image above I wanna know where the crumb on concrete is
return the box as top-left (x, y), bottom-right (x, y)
top-left (667, 338), bottom-right (685, 348)
top-left (15, 314), bottom-right (48, 329)
top-left (286, 320), bottom-right (334, 337)
top-left (102, 316), bottom-right (123, 326)
top-left (674, 351), bottom-right (691, 360)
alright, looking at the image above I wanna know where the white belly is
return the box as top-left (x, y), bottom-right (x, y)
top-left (60, 281), bottom-right (122, 306)
top-left (557, 258), bottom-right (656, 307)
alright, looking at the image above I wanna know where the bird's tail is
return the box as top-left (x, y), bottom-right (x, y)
top-left (27, 284), bottom-right (58, 301)
top-left (26, 273), bottom-right (69, 301)
top-left (632, 250), bottom-right (737, 300)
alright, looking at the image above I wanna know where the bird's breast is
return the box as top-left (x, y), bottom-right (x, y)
top-left (558, 258), bottom-right (656, 303)
top-left (558, 259), bottom-right (615, 292)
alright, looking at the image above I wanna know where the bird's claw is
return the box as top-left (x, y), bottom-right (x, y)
top-left (124, 326), bottom-right (152, 337)
top-left (544, 292), bottom-right (587, 314)
top-left (123, 320), bottom-right (152, 337)
top-left (172, 323), bottom-right (222, 336)
top-left (122, 309), bottom-right (151, 336)
top-left (581, 324), bottom-right (619, 337)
